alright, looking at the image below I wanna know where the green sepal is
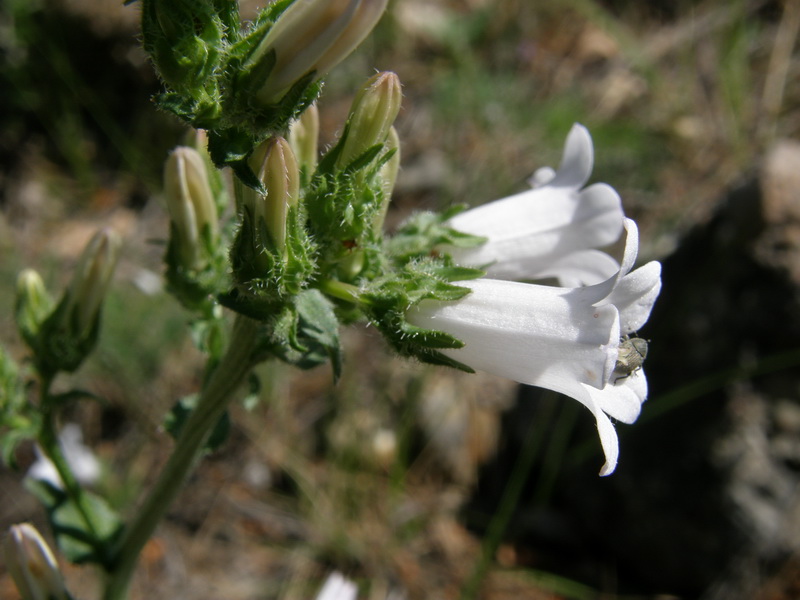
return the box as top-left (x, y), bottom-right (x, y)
top-left (229, 204), bottom-right (316, 305)
top-left (35, 299), bottom-right (102, 376)
top-left (25, 479), bottom-right (123, 568)
top-left (204, 74), bottom-right (322, 180)
top-left (164, 223), bottom-right (230, 316)
top-left (164, 394), bottom-right (231, 454)
top-left (141, 0), bottom-right (227, 98)
top-left (360, 260), bottom-right (483, 371)
top-left (211, 0), bottom-right (241, 43)
top-left (305, 165), bottom-right (385, 246)
top-left (207, 129), bottom-right (259, 180)
top-left (156, 91), bottom-right (223, 131)
top-left (218, 287), bottom-right (283, 322)
top-left (386, 206), bottom-right (487, 265)
top-left (143, 0), bottom-right (324, 170)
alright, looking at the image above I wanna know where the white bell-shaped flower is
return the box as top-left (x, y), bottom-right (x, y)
top-left (443, 124), bottom-right (624, 287)
top-left (409, 219), bottom-right (661, 475)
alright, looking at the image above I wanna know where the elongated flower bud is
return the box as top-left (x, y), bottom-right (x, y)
top-left (288, 103), bottom-right (320, 176)
top-left (164, 146), bottom-right (220, 270)
top-left (35, 229), bottom-right (120, 375)
top-left (246, 137), bottom-right (300, 254)
top-left (15, 269), bottom-right (53, 351)
top-left (3, 523), bottom-right (69, 600)
top-left (336, 71), bottom-right (402, 170)
top-left (373, 125), bottom-right (400, 231)
top-left (248, 0), bottom-right (388, 104)
top-left (64, 229), bottom-right (121, 338)
top-left (232, 137), bottom-right (314, 298)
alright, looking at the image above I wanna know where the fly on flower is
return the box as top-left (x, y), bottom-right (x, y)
top-left (613, 336), bottom-right (648, 381)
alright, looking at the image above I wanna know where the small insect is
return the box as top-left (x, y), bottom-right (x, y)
top-left (613, 336), bottom-right (648, 381)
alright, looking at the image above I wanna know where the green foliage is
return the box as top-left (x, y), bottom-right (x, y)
top-left (35, 297), bottom-right (103, 376)
top-left (141, 0), bottom-right (323, 176)
top-left (223, 289), bottom-right (342, 378)
top-left (25, 479), bottom-right (123, 568)
top-left (165, 222), bottom-right (231, 315)
top-left (361, 260), bottom-right (484, 371)
top-left (386, 206), bottom-right (487, 265)
top-left (303, 141), bottom-right (399, 287)
top-left (0, 348), bottom-right (39, 467)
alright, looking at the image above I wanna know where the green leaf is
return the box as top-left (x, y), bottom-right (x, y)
top-left (294, 289), bottom-right (343, 379)
top-left (25, 479), bottom-right (122, 566)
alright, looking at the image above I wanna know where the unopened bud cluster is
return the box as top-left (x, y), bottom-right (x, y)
top-left (142, 0), bottom-right (389, 170)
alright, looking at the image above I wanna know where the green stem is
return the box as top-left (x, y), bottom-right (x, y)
top-left (102, 314), bottom-right (259, 600)
top-left (37, 375), bottom-right (101, 545)
top-left (318, 278), bottom-right (361, 304)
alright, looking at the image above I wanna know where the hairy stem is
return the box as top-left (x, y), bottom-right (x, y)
top-left (103, 314), bottom-right (259, 600)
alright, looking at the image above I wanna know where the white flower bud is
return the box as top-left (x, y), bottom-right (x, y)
top-left (164, 146), bottom-right (219, 270)
top-left (249, 0), bottom-right (388, 104)
top-left (3, 523), bottom-right (69, 600)
top-left (288, 103), bottom-right (320, 176)
top-left (336, 71), bottom-right (402, 170)
top-left (246, 137), bottom-right (300, 253)
top-left (64, 229), bottom-right (121, 337)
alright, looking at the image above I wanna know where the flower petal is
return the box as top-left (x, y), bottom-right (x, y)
top-left (551, 382), bottom-right (621, 476)
top-left (445, 182), bottom-right (623, 282)
top-left (442, 124), bottom-right (625, 284)
top-left (535, 249), bottom-right (621, 287)
top-left (408, 278), bottom-right (620, 391)
top-left (596, 369), bottom-right (648, 423)
top-left (590, 217), bottom-right (640, 302)
top-left (608, 260), bottom-right (662, 334)
top-left (548, 123), bottom-right (594, 189)
top-left (580, 369), bottom-right (648, 475)
top-left (594, 409), bottom-right (620, 476)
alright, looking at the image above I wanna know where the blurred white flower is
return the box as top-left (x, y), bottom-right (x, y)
top-left (27, 423), bottom-right (101, 488)
top-left (443, 123), bottom-right (624, 287)
top-left (315, 572), bottom-right (358, 600)
top-left (409, 219), bottom-right (661, 475)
